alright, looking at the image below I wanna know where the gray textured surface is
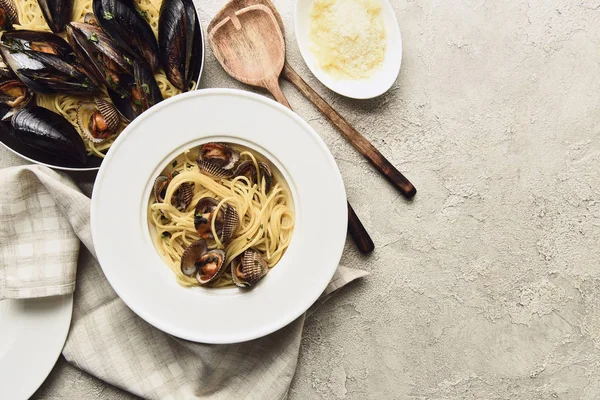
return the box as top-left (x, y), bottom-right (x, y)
top-left (3, 0), bottom-right (597, 398)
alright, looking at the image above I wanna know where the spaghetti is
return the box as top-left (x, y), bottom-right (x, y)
top-left (149, 146), bottom-right (295, 288)
top-left (14, 0), bottom-right (183, 158)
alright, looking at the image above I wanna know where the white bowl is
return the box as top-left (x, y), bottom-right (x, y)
top-left (91, 89), bottom-right (348, 343)
top-left (294, 0), bottom-right (402, 99)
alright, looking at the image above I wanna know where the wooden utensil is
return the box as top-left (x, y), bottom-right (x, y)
top-left (208, 0), bottom-right (416, 200)
top-left (208, 4), bottom-right (375, 253)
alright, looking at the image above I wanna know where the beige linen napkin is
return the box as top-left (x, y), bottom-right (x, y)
top-left (0, 165), bottom-right (367, 399)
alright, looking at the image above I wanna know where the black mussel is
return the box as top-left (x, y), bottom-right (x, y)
top-left (0, 31), bottom-right (100, 95)
top-left (158, 0), bottom-right (201, 90)
top-left (93, 0), bottom-right (159, 71)
top-left (0, 0), bottom-right (18, 30)
top-left (232, 249), bottom-right (269, 288)
top-left (36, 0), bottom-right (72, 33)
top-left (107, 59), bottom-right (163, 121)
top-left (11, 106), bottom-right (87, 166)
top-left (77, 98), bottom-right (120, 143)
top-left (199, 143), bottom-right (239, 170)
top-left (66, 22), bottom-right (133, 92)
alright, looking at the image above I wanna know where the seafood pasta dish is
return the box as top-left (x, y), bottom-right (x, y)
top-left (0, 0), bottom-right (201, 165)
top-left (149, 142), bottom-right (295, 288)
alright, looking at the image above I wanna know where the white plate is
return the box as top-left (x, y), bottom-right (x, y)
top-left (91, 89), bottom-right (347, 344)
top-left (294, 0), bottom-right (402, 99)
top-left (0, 295), bottom-right (73, 400)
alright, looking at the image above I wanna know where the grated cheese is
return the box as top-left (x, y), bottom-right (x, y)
top-left (309, 0), bottom-right (386, 80)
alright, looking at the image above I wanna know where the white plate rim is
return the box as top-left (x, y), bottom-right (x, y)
top-left (0, 294), bottom-right (73, 400)
top-left (91, 88), bottom-right (347, 343)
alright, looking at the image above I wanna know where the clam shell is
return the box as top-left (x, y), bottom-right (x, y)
top-left (173, 182), bottom-right (194, 211)
top-left (180, 239), bottom-right (208, 277)
top-left (195, 249), bottom-right (226, 285)
top-left (194, 197), bottom-right (219, 238)
top-left (233, 160), bottom-right (257, 184)
top-left (199, 142), bottom-right (240, 170)
top-left (153, 175), bottom-right (169, 203)
top-left (220, 205), bottom-right (239, 244)
top-left (197, 159), bottom-right (233, 179)
top-left (77, 99), bottom-right (119, 144)
top-left (258, 162), bottom-right (273, 193)
top-left (0, 0), bottom-right (19, 27)
top-left (232, 249), bottom-right (269, 288)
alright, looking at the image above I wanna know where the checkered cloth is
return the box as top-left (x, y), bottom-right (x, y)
top-left (0, 165), bottom-right (367, 399)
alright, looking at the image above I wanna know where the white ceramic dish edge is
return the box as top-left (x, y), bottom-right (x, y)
top-left (91, 89), bottom-right (347, 344)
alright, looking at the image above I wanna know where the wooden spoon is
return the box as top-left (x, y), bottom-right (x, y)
top-left (208, 4), bottom-right (374, 253)
top-left (209, 0), bottom-right (416, 200)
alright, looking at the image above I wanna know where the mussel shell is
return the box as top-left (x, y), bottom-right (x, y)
top-left (11, 106), bottom-right (87, 166)
top-left (197, 159), bottom-right (234, 179)
top-left (232, 249), bottom-right (269, 288)
top-left (199, 142), bottom-right (239, 170)
top-left (37, 0), bottom-right (72, 33)
top-left (158, 0), bottom-right (199, 90)
top-left (179, 239), bottom-right (207, 277)
top-left (0, 0), bottom-right (18, 30)
top-left (93, 0), bottom-right (159, 71)
top-left (195, 249), bottom-right (226, 285)
top-left (76, 99), bottom-right (120, 143)
top-left (0, 31), bottom-right (100, 95)
top-left (108, 60), bottom-right (163, 122)
top-left (66, 22), bottom-right (133, 90)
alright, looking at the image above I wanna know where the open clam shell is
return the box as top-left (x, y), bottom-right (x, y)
top-left (197, 159), bottom-right (234, 179)
top-left (195, 249), bottom-right (227, 285)
top-left (153, 175), bottom-right (169, 203)
top-left (180, 239), bottom-right (208, 277)
top-left (76, 99), bottom-right (120, 144)
top-left (232, 249), bottom-right (269, 288)
top-left (258, 162), bottom-right (273, 193)
top-left (173, 182), bottom-right (194, 211)
top-left (194, 197), bottom-right (239, 243)
top-left (199, 142), bottom-right (240, 170)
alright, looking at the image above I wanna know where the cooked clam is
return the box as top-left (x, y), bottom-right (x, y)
top-left (11, 106), bottom-right (87, 166)
top-left (76, 99), bottom-right (120, 143)
top-left (193, 197), bottom-right (239, 243)
top-left (154, 176), bottom-right (195, 211)
top-left (232, 249), bottom-right (269, 288)
top-left (0, 79), bottom-right (34, 121)
top-left (199, 142), bottom-right (239, 170)
top-left (179, 239), bottom-right (208, 277)
top-left (0, 0), bottom-right (18, 31)
top-left (194, 249), bottom-right (226, 285)
top-left (197, 159), bottom-right (234, 179)
top-left (234, 160), bottom-right (273, 192)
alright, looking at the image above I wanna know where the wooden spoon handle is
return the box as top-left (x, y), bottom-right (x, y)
top-left (265, 76), bottom-right (375, 253)
top-left (282, 63), bottom-right (417, 199)
top-left (347, 203), bottom-right (374, 253)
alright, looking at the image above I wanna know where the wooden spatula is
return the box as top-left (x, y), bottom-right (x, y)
top-left (208, 3), bottom-right (375, 253)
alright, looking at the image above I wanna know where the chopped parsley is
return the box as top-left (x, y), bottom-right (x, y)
top-left (88, 33), bottom-right (99, 43)
top-left (123, 55), bottom-right (132, 65)
top-left (138, 9), bottom-right (148, 20)
top-left (161, 231), bottom-right (172, 238)
top-left (142, 83), bottom-right (150, 94)
top-left (103, 11), bottom-right (114, 20)
top-left (172, 160), bottom-right (178, 168)
top-left (133, 99), bottom-right (142, 107)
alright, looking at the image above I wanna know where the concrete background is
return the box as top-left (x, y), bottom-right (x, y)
top-left (2, 0), bottom-right (598, 398)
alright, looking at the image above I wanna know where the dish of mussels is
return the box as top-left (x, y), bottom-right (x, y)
top-left (0, 0), bottom-right (204, 170)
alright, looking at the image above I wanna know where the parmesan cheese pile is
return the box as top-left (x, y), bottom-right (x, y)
top-left (309, 0), bottom-right (386, 80)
